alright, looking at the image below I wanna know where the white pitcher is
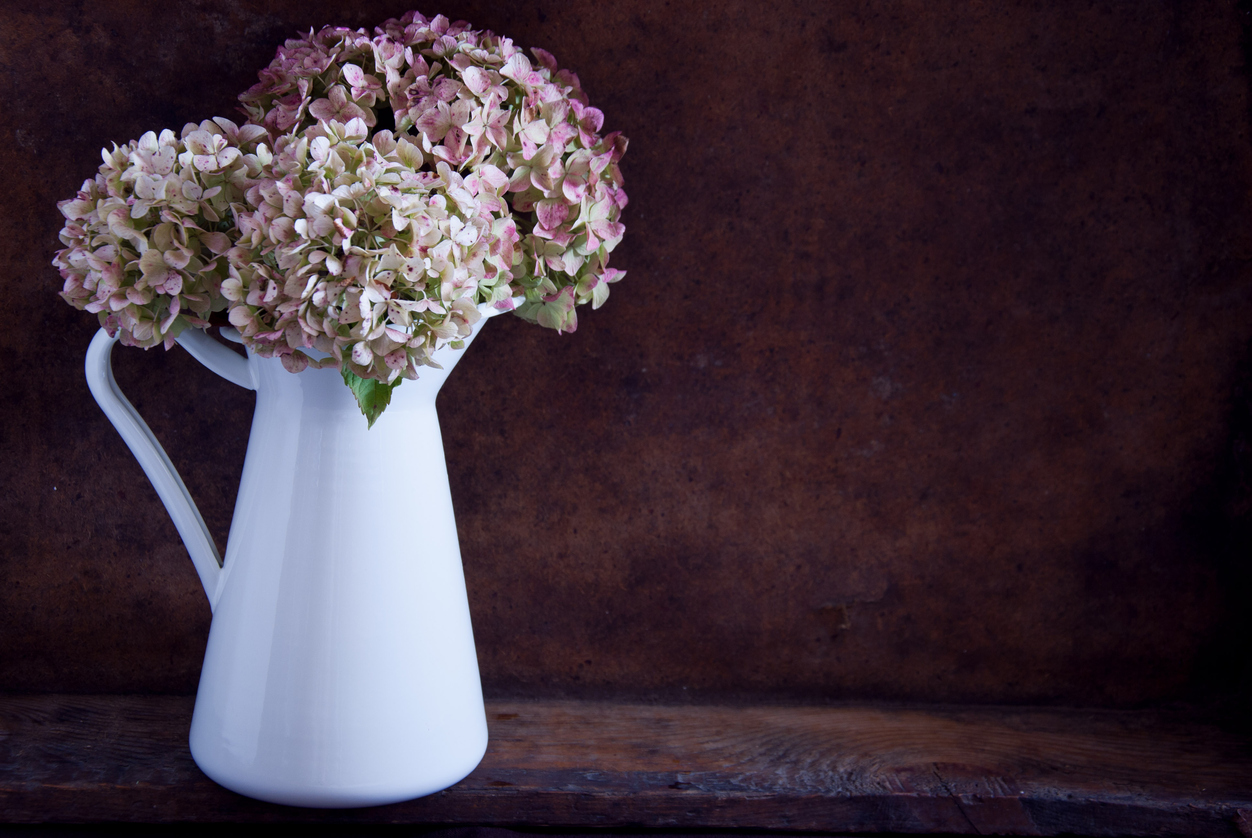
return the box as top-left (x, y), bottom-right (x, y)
top-left (84, 303), bottom-right (511, 807)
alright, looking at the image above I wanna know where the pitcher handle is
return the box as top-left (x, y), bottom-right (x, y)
top-left (85, 328), bottom-right (256, 611)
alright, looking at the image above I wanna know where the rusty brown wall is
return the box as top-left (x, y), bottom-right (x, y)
top-left (2, 1), bottom-right (1251, 708)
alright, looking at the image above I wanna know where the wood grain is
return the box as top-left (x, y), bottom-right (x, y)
top-left (1, 694), bottom-right (1249, 835)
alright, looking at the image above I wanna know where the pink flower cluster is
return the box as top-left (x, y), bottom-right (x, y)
top-left (54, 10), bottom-right (627, 420)
top-left (239, 10), bottom-right (627, 332)
top-left (55, 120), bottom-right (266, 348)
top-left (224, 118), bottom-right (516, 381)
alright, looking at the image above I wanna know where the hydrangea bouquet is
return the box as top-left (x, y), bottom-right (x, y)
top-left (55, 11), bottom-right (627, 425)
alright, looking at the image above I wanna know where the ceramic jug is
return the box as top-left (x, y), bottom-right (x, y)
top-left (84, 303), bottom-right (511, 807)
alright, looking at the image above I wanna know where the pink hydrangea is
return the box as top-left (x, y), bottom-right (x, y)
top-left (54, 119), bottom-right (266, 348)
top-left (56, 11), bottom-right (628, 424)
top-left (225, 117), bottom-right (518, 380)
top-left (239, 10), bottom-right (628, 334)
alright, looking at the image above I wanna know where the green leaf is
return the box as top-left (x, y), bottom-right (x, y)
top-left (341, 368), bottom-right (402, 429)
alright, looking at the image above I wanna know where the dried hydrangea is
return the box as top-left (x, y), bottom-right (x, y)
top-left (225, 116), bottom-right (517, 384)
top-left (239, 10), bottom-right (628, 335)
top-left (54, 11), bottom-right (627, 425)
top-left (54, 119), bottom-right (266, 348)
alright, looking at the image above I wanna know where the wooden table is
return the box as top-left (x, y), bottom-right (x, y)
top-left (3, 694), bottom-right (1250, 835)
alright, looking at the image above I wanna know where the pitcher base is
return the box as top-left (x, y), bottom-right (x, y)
top-left (189, 734), bottom-right (488, 808)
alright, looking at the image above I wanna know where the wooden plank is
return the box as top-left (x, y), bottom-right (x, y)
top-left (1, 694), bottom-right (1250, 835)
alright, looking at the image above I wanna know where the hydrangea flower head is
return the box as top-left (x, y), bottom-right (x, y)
top-left (225, 116), bottom-right (518, 380)
top-left (240, 10), bottom-right (628, 334)
top-left (54, 119), bottom-right (266, 348)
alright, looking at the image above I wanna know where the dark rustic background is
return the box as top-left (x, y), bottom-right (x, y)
top-left (2, 0), bottom-right (1251, 711)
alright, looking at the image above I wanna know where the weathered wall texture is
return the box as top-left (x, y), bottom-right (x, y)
top-left (2, 1), bottom-right (1251, 707)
